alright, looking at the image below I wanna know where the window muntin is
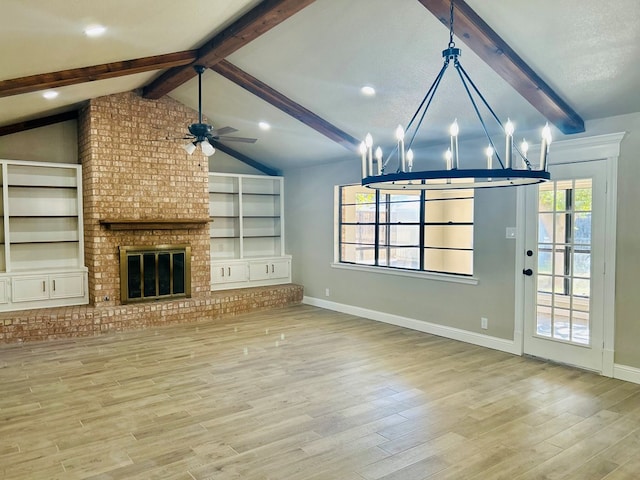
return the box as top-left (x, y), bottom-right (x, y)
top-left (338, 184), bottom-right (474, 275)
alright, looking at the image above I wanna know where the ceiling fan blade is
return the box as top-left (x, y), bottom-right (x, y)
top-left (217, 136), bottom-right (258, 144)
top-left (212, 126), bottom-right (238, 136)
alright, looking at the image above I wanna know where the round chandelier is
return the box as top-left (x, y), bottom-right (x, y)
top-left (359, 0), bottom-right (551, 190)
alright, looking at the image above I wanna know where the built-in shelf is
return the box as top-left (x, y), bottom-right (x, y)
top-left (99, 219), bottom-right (209, 230)
top-left (0, 159), bottom-right (88, 311)
top-left (209, 173), bottom-right (290, 291)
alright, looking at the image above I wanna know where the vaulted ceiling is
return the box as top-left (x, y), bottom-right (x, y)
top-left (1, 0), bottom-right (639, 173)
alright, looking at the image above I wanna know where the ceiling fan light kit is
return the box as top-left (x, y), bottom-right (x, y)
top-left (359, 0), bottom-right (551, 190)
top-left (182, 65), bottom-right (257, 157)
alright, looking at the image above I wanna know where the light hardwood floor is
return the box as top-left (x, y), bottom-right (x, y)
top-left (1, 304), bottom-right (639, 479)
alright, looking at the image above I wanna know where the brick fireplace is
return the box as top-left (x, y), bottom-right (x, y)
top-left (0, 90), bottom-right (302, 343)
top-left (78, 90), bottom-right (211, 307)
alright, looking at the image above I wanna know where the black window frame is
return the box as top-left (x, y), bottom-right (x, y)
top-left (338, 184), bottom-right (474, 276)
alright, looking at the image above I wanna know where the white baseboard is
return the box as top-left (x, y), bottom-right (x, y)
top-left (303, 297), bottom-right (640, 386)
top-left (303, 296), bottom-right (520, 355)
top-left (614, 364), bottom-right (640, 385)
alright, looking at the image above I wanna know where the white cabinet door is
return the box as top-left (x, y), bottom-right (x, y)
top-left (212, 262), bottom-right (248, 284)
top-left (50, 273), bottom-right (85, 299)
top-left (249, 259), bottom-right (290, 281)
top-left (270, 259), bottom-right (290, 279)
top-left (12, 275), bottom-right (49, 302)
top-left (249, 262), bottom-right (271, 281)
top-left (0, 279), bottom-right (8, 304)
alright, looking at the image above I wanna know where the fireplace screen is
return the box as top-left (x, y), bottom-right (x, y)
top-left (119, 245), bottom-right (191, 304)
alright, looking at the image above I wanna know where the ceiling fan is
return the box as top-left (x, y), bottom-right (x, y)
top-left (182, 65), bottom-right (257, 156)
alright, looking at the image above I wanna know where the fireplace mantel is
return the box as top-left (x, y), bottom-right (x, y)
top-left (99, 218), bottom-right (210, 231)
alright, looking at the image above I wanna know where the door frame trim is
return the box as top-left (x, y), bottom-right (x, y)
top-left (514, 132), bottom-right (625, 376)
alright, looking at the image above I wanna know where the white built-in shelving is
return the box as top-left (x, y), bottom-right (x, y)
top-left (209, 173), bottom-right (290, 290)
top-left (0, 160), bottom-right (88, 311)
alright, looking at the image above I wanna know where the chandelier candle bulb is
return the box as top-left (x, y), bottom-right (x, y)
top-left (450, 120), bottom-right (459, 169)
top-left (375, 147), bottom-right (383, 175)
top-left (505, 119), bottom-right (514, 168)
top-left (521, 139), bottom-right (529, 168)
top-left (359, 142), bottom-right (367, 178)
top-left (395, 125), bottom-right (406, 172)
top-left (365, 133), bottom-right (373, 176)
top-left (407, 149), bottom-right (414, 172)
top-left (445, 148), bottom-right (453, 170)
top-left (539, 124), bottom-right (552, 171)
top-left (486, 146), bottom-right (493, 169)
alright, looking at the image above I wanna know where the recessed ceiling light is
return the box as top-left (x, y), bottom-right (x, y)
top-left (360, 85), bottom-right (376, 97)
top-left (84, 24), bottom-right (107, 37)
top-left (42, 90), bottom-right (59, 100)
top-left (258, 121), bottom-right (271, 131)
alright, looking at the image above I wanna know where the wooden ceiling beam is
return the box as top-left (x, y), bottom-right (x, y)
top-left (417, 0), bottom-right (585, 134)
top-left (0, 110), bottom-right (78, 137)
top-left (0, 51), bottom-right (197, 98)
top-left (142, 0), bottom-right (317, 99)
top-left (211, 60), bottom-right (360, 152)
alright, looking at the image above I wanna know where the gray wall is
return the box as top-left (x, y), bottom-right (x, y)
top-left (284, 156), bottom-right (519, 341)
top-left (285, 112), bottom-right (640, 370)
top-left (0, 120), bottom-right (79, 163)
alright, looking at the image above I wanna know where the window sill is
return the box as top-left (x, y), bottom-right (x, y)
top-left (330, 262), bottom-right (479, 285)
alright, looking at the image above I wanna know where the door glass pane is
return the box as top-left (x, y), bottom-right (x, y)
top-left (573, 252), bottom-right (591, 277)
top-left (538, 249), bottom-right (552, 275)
top-left (574, 213), bottom-right (592, 245)
top-left (536, 178), bottom-right (592, 346)
top-left (571, 311), bottom-right (590, 344)
top-left (554, 213), bottom-right (569, 244)
top-left (537, 274), bottom-right (552, 293)
top-left (538, 214), bottom-right (554, 243)
top-left (536, 305), bottom-right (552, 337)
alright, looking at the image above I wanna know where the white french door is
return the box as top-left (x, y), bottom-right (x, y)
top-left (522, 160), bottom-right (607, 372)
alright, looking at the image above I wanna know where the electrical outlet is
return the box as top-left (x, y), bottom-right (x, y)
top-left (325, 288), bottom-right (330, 297)
top-left (481, 317), bottom-right (488, 329)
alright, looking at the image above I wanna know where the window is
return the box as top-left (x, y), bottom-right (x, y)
top-left (337, 184), bottom-right (474, 275)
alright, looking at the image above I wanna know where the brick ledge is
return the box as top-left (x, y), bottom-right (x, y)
top-left (0, 284), bottom-right (303, 344)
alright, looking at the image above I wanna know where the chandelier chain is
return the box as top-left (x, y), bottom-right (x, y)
top-left (448, 0), bottom-right (455, 48)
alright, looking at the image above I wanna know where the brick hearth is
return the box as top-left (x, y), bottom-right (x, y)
top-left (0, 284), bottom-right (303, 343)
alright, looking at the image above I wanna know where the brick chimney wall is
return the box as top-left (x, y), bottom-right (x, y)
top-left (78, 91), bottom-right (210, 306)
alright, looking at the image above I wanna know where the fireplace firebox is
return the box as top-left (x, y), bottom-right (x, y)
top-left (119, 245), bottom-right (191, 304)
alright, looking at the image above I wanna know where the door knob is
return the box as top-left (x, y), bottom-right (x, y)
top-left (523, 268), bottom-right (533, 276)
